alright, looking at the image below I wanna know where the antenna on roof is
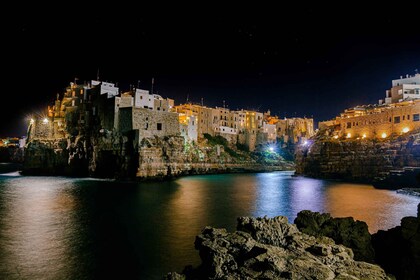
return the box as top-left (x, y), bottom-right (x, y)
top-left (223, 100), bottom-right (226, 108)
top-left (137, 80), bottom-right (141, 89)
top-left (97, 68), bottom-right (100, 81)
top-left (201, 97), bottom-right (204, 106)
top-left (151, 77), bottom-right (155, 94)
top-left (186, 93), bottom-right (189, 103)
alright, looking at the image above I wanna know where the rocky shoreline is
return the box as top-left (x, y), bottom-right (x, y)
top-left (165, 204), bottom-right (420, 280)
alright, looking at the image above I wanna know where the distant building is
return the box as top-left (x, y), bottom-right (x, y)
top-left (321, 73), bottom-right (420, 139)
top-left (383, 73), bottom-right (420, 104)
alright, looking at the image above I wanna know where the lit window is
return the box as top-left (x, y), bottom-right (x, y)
top-left (414, 114), bottom-right (420, 122)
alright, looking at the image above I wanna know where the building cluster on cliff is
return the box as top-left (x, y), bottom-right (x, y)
top-left (320, 73), bottom-right (420, 139)
top-left (27, 79), bottom-right (314, 151)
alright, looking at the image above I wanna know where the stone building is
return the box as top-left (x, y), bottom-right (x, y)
top-left (118, 107), bottom-right (180, 142)
top-left (174, 103), bottom-right (214, 138)
top-left (320, 73), bottom-right (420, 139)
top-left (336, 100), bottom-right (420, 139)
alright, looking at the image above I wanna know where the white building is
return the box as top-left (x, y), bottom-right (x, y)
top-left (180, 115), bottom-right (198, 142)
top-left (134, 89), bottom-right (154, 109)
top-left (134, 89), bottom-right (174, 111)
top-left (91, 80), bottom-right (119, 98)
top-left (384, 73), bottom-right (420, 104)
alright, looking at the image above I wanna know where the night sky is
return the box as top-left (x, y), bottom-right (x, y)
top-left (4, 3), bottom-right (420, 137)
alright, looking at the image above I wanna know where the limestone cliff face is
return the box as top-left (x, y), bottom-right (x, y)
top-left (24, 133), bottom-right (292, 179)
top-left (295, 132), bottom-right (420, 182)
top-left (136, 136), bottom-right (293, 179)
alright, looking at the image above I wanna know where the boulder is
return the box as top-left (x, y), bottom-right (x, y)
top-left (294, 210), bottom-right (375, 263)
top-left (166, 216), bottom-right (390, 279)
top-left (372, 203), bottom-right (420, 280)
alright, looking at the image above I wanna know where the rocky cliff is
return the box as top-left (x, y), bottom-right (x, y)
top-left (23, 133), bottom-right (293, 179)
top-left (295, 131), bottom-right (420, 183)
top-left (165, 215), bottom-right (390, 280)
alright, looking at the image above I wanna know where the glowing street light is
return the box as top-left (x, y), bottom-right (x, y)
top-left (269, 146), bottom-right (274, 152)
top-left (381, 132), bottom-right (387, 138)
top-left (402, 127), bottom-right (409, 133)
top-left (42, 118), bottom-right (49, 124)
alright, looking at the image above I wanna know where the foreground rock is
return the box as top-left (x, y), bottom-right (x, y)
top-left (165, 216), bottom-right (389, 280)
top-left (372, 203), bottom-right (420, 280)
top-left (294, 210), bottom-right (375, 263)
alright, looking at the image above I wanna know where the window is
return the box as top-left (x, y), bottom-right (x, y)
top-left (347, 122), bottom-right (351, 128)
top-left (408, 115), bottom-right (410, 120)
top-left (403, 115), bottom-right (405, 120)
top-left (145, 123), bottom-right (148, 130)
top-left (394, 116), bottom-right (401, 123)
top-left (140, 96), bottom-right (143, 99)
top-left (413, 114), bottom-right (420, 122)
top-left (157, 123), bottom-right (162, 130)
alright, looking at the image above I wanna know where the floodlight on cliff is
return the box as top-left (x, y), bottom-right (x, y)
top-left (30, 118), bottom-right (34, 124)
top-left (43, 118), bottom-right (49, 124)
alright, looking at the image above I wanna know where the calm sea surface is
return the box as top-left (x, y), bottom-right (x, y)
top-left (0, 163), bottom-right (419, 279)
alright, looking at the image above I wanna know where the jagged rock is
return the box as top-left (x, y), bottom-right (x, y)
top-left (294, 210), bottom-right (375, 263)
top-left (372, 203), bottom-right (420, 280)
top-left (166, 216), bottom-right (390, 279)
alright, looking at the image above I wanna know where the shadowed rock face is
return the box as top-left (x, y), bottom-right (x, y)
top-left (372, 203), bottom-right (420, 280)
top-left (295, 133), bottom-right (420, 184)
top-left (165, 216), bottom-right (390, 280)
top-left (294, 210), bottom-right (375, 263)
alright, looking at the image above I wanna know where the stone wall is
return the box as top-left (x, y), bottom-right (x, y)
top-left (338, 101), bottom-right (420, 139)
top-left (133, 108), bottom-right (180, 140)
top-left (295, 131), bottom-right (420, 181)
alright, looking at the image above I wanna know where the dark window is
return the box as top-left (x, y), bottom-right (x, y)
top-left (403, 115), bottom-right (405, 120)
top-left (408, 115), bottom-right (411, 120)
top-left (347, 122), bottom-right (351, 128)
top-left (145, 123), bottom-right (148, 130)
top-left (389, 117), bottom-right (392, 122)
top-left (413, 114), bottom-right (420, 122)
top-left (394, 116), bottom-right (401, 123)
top-left (157, 123), bottom-right (162, 130)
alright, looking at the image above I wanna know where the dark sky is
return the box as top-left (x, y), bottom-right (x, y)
top-left (3, 3), bottom-right (420, 137)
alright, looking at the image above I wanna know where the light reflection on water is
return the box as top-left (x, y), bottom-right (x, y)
top-left (0, 168), bottom-right (419, 279)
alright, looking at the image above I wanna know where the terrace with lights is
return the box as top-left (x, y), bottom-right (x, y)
top-left (319, 73), bottom-right (420, 141)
